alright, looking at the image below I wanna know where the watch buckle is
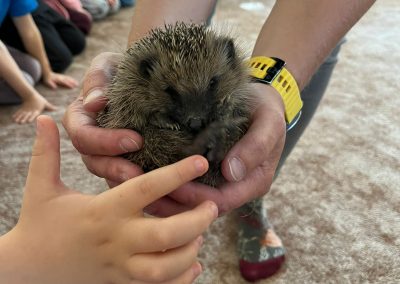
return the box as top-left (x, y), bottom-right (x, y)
top-left (263, 57), bottom-right (286, 84)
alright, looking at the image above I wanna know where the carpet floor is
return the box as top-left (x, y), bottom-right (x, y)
top-left (1, 1), bottom-right (399, 283)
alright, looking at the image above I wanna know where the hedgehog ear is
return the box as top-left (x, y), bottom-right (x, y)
top-left (221, 38), bottom-right (236, 62)
top-left (139, 57), bottom-right (156, 78)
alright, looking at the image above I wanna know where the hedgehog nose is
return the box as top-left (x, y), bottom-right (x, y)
top-left (188, 117), bottom-right (203, 131)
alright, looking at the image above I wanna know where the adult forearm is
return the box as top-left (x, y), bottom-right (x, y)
top-left (128, 0), bottom-right (216, 45)
top-left (252, 0), bottom-right (375, 90)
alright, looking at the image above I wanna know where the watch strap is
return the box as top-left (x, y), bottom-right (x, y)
top-left (249, 56), bottom-right (303, 126)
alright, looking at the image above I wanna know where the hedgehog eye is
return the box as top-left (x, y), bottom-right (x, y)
top-left (165, 86), bottom-right (180, 101)
top-left (208, 77), bottom-right (218, 91)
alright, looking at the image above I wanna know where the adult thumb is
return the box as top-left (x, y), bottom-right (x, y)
top-left (26, 115), bottom-right (61, 188)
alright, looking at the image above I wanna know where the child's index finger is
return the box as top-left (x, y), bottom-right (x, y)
top-left (104, 155), bottom-right (208, 214)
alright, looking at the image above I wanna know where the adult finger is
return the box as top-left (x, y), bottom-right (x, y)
top-left (82, 154), bottom-right (143, 183)
top-left (62, 97), bottom-right (142, 156)
top-left (125, 201), bottom-right (217, 253)
top-left (222, 90), bottom-right (286, 182)
top-left (127, 238), bottom-right (202, 283)
top-left (170, 165), bottom-right (272, 215)
top-left (82, 52), bottom-right (122, 112)
top-left (103, 155), bottom-right (209, 213)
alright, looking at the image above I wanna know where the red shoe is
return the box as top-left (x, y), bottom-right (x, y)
top-left (239, 254), bottom-right (285, 282)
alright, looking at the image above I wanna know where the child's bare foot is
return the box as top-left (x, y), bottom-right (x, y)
top-left (12, 94), bottom-right (57, 124)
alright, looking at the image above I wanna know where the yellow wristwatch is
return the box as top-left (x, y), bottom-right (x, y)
top-left (249, 56), bottom-right (303, 131)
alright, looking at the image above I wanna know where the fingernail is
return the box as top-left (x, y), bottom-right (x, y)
top-left (192, 262), bottom-right (202, 278)
top-left (196, 235), bottom-right (203, 247)
top-left (209, 202), bottom-right (218, 219)
top-left (228, 157), bottom-right (246, 181)
top-left (194, 158), bottom-right (206, 172)
top-left (84, 89), bottom-right (104, 105)
top-left (120, 172), bottom-right (130, 182)
top-left (119, 137), bottom-right (140, 152)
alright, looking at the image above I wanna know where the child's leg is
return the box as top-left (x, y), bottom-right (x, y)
top-left (51, 11), bottom-right (86, 56)
top-left (0, 40), bottom-right (56, 123)
top-left (108, 0), bottom-right (121, 15)
top-left (31, 3), bottom-right (76, 72)
top-left (0, 71), bottom-right (37, 105)
top-left (0, 80), bottom-right (23, 105)
top-left (120, 0), bottom-right (134, 8)
top-left (81, 0), bottom-right (111, 20)
top-left (0, 43), bottom-right (38, 105)
top-left (237, 198), bottom-right (285, 282)
top-left (6, 45), bottom-right (42, 84)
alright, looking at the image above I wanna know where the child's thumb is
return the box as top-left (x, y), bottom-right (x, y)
top-left (26, 115), bottom-right (61, 189)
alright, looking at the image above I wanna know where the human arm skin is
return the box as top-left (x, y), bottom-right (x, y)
top-left (63, 0), bottom-right (376, 215)
top-left (0, 40), bottom-right (56, 123)
top-left (12, 15), bottom-right (78, 89)
top-left (0, 115), bottom-right (216, 284)
top-left (128, 0), bottom-right (216, 44)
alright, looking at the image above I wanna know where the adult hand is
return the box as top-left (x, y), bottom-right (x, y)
top-left (0, 115), bottom-right (217, 284)
top-left (63, 52), bottom-right (286, 216)
top-left (42, 71), bottom-right (79, 89)
top-left (62, 52), bottom-right (145, 185)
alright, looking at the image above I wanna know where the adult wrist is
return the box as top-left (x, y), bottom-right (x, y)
top-left (252, 82), bottom-right (285, 121)
top-left (249, 56), bottom-right (303, 130)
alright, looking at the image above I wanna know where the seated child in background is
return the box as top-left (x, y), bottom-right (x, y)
top-left (80, 0), bottom-right (120, 20)
top-left (0, 0), bottom-right (86, 73)
top-left (0, 0), bottom-right (78, 124)
top-left (42, 0), bottom-right (92, 34)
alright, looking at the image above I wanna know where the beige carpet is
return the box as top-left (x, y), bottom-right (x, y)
top-left (1, 1), bottom-right (399, 283)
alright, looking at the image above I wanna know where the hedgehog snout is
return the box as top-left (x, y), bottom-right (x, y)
top-left (188, 117), bottom-right (205, 132)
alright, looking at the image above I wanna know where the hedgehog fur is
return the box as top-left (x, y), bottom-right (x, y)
top-left (97, 22), bottom-right (253, 187)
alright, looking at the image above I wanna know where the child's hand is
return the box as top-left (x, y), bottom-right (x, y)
top-left (0, 115), bottom-right (216, 284)
top-left (42, 71), bottom-right (78, 89)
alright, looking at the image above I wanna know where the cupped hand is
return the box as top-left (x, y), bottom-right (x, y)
top-left (43, 71), bottom-right (78, 89)
top-left (63, 52), bottom-right (286, 217)
top-left (1, 115), bottom-right (217, 284)
top-left (160, 83), bottom-right (287, 216)
top-left (63, 52), bottom-right (145, 185)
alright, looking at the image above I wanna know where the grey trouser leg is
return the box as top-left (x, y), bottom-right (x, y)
top-left (240, 40), bottom-right (346, 220)
top-left (276, 39), bottom-right (346, 174)
top-left (0, 45), bottom-right (41, 105)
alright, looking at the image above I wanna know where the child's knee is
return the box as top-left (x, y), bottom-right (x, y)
top-left (27, 57), bottom-right (42, 84)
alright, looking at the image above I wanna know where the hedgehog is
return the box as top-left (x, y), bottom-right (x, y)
top-left (97, 23), bottom-right (253, 187)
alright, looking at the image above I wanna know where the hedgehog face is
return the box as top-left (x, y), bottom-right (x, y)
top-left (106, 23), bottom-right (250, 133)
top-left (129, 25), bottom-right (249, 134)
